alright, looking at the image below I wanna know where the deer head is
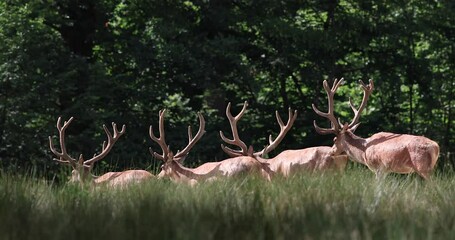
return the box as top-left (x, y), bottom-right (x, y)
top-left (220, 101), bottom-right (297, 159)
top-left (312, 78), bottom-right (374, 155)
top-left (49, 117), bottom-right (126, 183)
top-left (149, 110), bottom-right (206, 179)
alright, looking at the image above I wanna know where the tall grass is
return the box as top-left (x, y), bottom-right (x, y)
top-left (0, 168), bottom-right (454, 240)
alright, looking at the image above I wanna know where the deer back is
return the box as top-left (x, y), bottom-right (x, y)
top-left (95, 170), bottom-right (153, 187)
top-left (363, 132), bottom-right (439, 173)
top-left (266, 147), bottom-right (348, 176)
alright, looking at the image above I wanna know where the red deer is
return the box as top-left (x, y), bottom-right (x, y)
top-left (221, 102), bottom-right (348, 177)
top-left (149, 107), bottom-right (272, 186)
top-left (49, 117), bottom-right (153, 187)
top-left (312, 78), bottom-right (439, 179)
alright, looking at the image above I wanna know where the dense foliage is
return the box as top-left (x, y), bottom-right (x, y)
top-left (0, 0), bottom-right (454, 177)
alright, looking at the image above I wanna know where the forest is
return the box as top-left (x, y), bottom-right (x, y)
top-left (0, 0), bottom-right (454, 177)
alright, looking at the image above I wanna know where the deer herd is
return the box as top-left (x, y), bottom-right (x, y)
top-left (49, 79), bottom-right (440, 187)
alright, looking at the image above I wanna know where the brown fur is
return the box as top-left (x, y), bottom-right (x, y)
top-left (158, 156), bottom-right (272, 186)
top-left (94, 170), bottom-right (154, 187)
top-left (259, 147), bottom-right (348, 177)
top-left (334, 129), bottom-right (439, 179)
top-left (313, 78), bottom-right (440, 179)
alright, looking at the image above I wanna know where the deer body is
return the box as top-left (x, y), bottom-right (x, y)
top-left (157, 161), bottom-right (220, 184)
top-left (262, 147), bottom-right (348, 177)
top-left (217, 156), bottom-right (268, 177)
top-left (335, 131), bottom-right (439, 178)
top-left (94, 170), bottom-right (153, 187)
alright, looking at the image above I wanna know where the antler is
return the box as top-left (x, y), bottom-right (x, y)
top-left (174, 113), bottom-right (206, 161)
top-left (149, 110), bottom-right (206, 162)
top-left (219, 101), bottom-right (250, 157)
top-left (49, 117), bottom-right (79, 168)
top-left (255, 108), bottom-right (298, 157)
top-left (49, 117), bottom-right (126, 168)
top-left (347, 79), bottom-right (374, 131)
top-left (149, 109), bottom-right (170, 161)
top-left (312, 78), bottom-right (344, 135)
top-left (82, 122), bottom-right (126, 166)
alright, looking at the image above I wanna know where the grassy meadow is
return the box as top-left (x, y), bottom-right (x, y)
top-left (0, 167), bottom-right (454, 240)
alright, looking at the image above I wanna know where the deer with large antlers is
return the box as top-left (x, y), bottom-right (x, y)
top-left (49, 117), bottom-right (153, 187)
top-left (149, 107), bottom-right (273, 186)
top-left (312, 78), bottom-right (440, 179)
top-left (221, 102), bottom-right (347, 177)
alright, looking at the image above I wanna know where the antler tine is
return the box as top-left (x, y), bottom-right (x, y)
top-left (227, 101), bottom-right (248, 121)
top-left (83, 122), bottom-right (126, 166)
top-left (174, 112), bottom-right (206, 161)
top-left (312, 78), bottom-right (344, 135)
top-left (174, 126), bottom-right (190, 156)
top-left (149, 109), bottom-right (170, 161)
top-left (53, 158), bottom-right (71, 164)
top-left (331, 78), bottom-right (344, 92)
top-left (49, 117), bottom-right (78, 168)
top-left (111, 122), bottom-right (126, 138)
top-left (187, 125), bottom-right (193, 143)
top-left (174, 125), bottom-right (193, 158)
top-left (220, 145), bottom-right (245, 157)
top-left (255, 108), bottom-right (298, 157)
top-left (102, 140), bottom-right (107, 151)
top-left (348, 79), bottom-right (374, 129)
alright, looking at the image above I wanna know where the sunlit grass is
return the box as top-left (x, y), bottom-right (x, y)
top-left (0, 168), bottom-right (454, 239)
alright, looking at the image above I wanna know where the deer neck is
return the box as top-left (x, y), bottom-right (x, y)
top-left (170, 163), bottom-right (198, 181)
top-left (341, 132), bottom-right (368, 164)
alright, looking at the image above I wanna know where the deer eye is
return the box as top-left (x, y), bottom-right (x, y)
top-left (333, 137), bottom-right (337, 142)
top-left (160, 164), bottom-right (164, 170)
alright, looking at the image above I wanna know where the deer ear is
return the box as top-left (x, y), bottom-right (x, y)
top-left (167, 151), bottom-right (175, 162)
top-left (341, 123), bottom-right (349, 132)
top-left (78, 154), bottom-right (84, 165)
top-left (247, 146), bottom-right (254, 157)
